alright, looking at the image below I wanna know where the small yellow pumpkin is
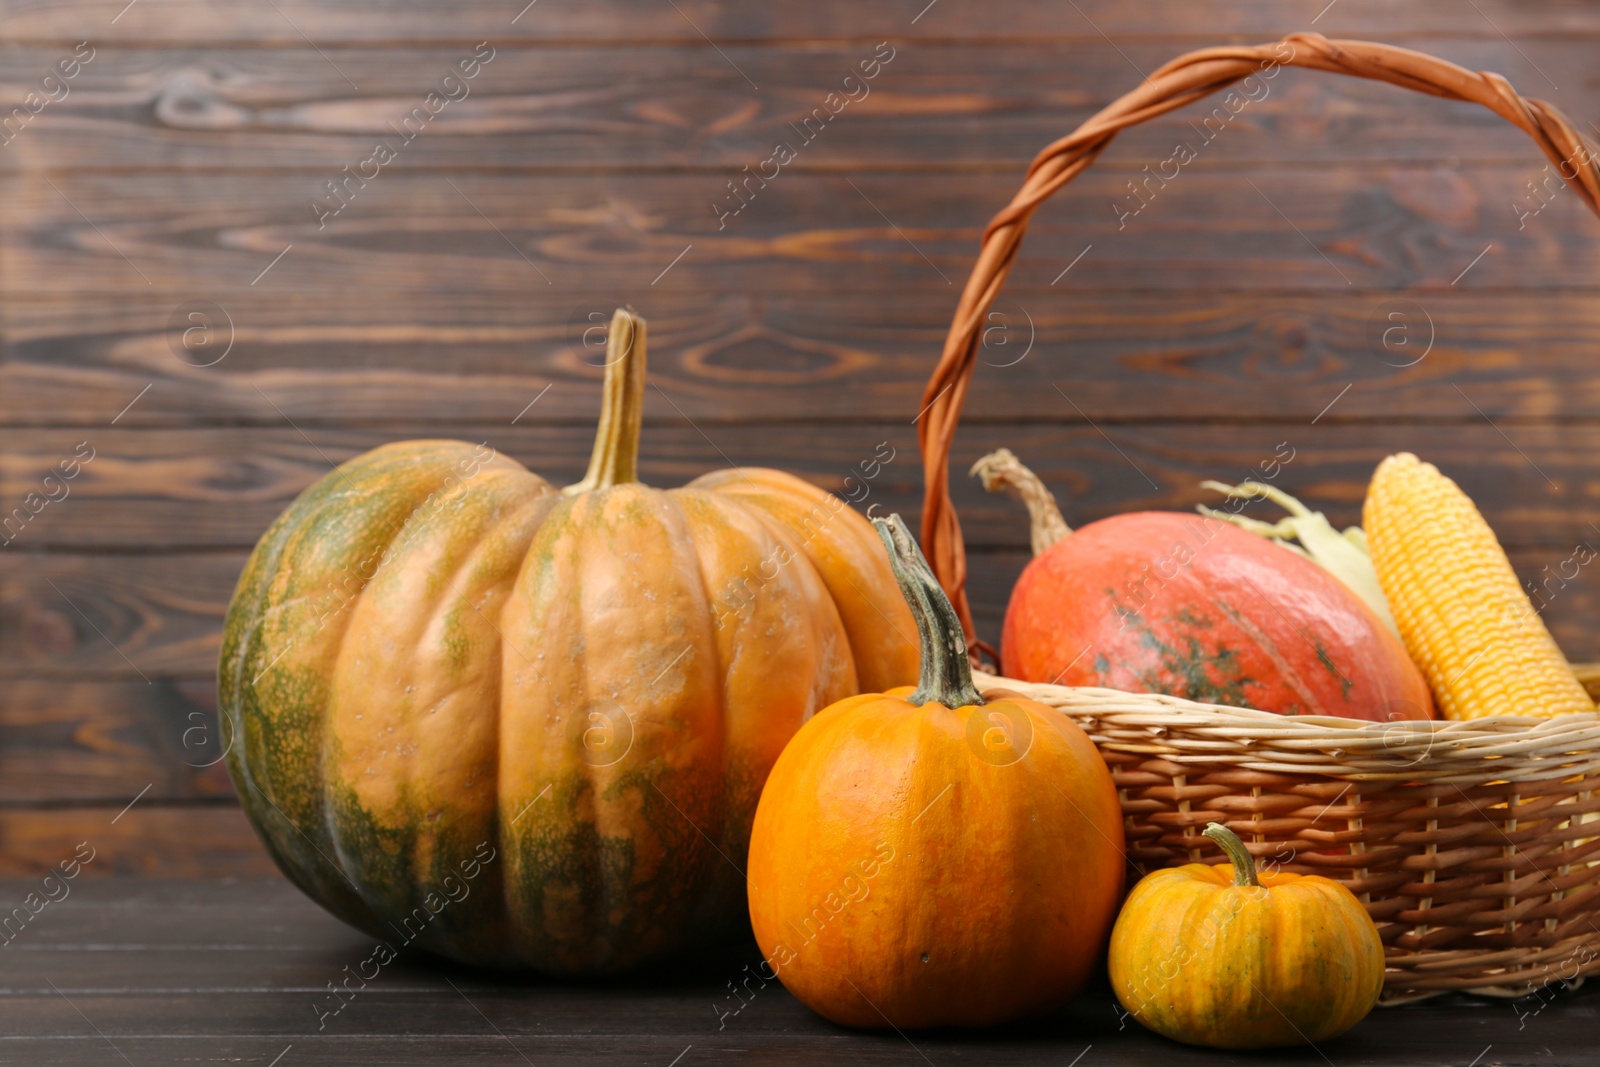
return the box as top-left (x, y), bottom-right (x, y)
top-left (1109, 822), bottom-right (1384, 1049)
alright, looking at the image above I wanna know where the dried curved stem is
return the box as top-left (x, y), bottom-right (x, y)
top-left (970, 448), bottom-right (1070, 557)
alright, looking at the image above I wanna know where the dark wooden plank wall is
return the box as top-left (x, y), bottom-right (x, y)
top-left (2, 1), bottom-right (1598, 876)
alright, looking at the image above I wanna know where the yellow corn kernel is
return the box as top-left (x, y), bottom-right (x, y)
top-left (1364, 453), bottom-right (1594, 721)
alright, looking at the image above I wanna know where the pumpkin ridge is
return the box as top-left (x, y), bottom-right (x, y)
top-left (653, 487), bottom-right (739, 945)
top-left (557, 491), bottom-right (617, 960)
top-left (498, 489), bottom-right (602, 967)
top-left (323, 467), bottom-right (554, 942)
top-left (716, 488), bottom-right (886, 683)
top-left (667, 485), bottom-right (860, 942)
top-left (498, 484), bottom-right (729, 971)
top-left (692, 467), bottom-right (918, 692)
top-left (599, 486), bottom-right (723, 950)
top-left (225, 441), bottom-right (515, 923)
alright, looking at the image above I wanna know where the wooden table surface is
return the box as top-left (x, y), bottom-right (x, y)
top-left (3, 877), bottom-right (1592, 1067)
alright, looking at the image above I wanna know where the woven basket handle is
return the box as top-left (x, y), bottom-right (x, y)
top-left (918, 32), bottom-right (1600, 642)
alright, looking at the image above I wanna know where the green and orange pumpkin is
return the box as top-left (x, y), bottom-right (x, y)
top-left (1109, 822), bottom-right (1384, 1049)
top-left (219, 310), bottom-right (918, 972)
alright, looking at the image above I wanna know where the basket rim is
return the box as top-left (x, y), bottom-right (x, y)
top-left (975, 669), bottom-right (1600, 782)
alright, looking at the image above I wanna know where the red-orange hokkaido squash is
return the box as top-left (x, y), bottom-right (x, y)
top-left (981, 455), bottom-right (1433, 721)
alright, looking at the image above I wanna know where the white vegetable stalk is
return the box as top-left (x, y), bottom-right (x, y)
top-left (1197, 480), bottom-right (1400, 638)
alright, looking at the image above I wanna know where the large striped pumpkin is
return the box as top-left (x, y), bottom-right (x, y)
top-left (218, 310), bottom-right (918, 973)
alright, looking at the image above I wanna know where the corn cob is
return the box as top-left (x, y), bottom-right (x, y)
top-left (1364, 452), bottom-right (1594, 720)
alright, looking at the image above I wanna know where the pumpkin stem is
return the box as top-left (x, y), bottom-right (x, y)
top-left (970, 448), bottom-right (1070, 556)
top-left (872, 513), bottom-right (985, 709)
top-left (1202, 822), bottom-right (1261, 887)
top-left (565, 308), bottom-right (646, 495)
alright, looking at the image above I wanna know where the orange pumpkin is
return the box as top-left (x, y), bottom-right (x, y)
top-left (1109, 822), bottom-right (1384, 1049)
top-left (219, 309), bottom-right (918, 973)
top-left (747, 514), bottom-right (1125, 1028)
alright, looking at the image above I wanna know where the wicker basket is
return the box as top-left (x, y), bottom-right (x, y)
top-left (914, 33), bottom-right (1600, 1001)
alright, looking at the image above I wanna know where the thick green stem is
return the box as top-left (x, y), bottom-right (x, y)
top-left (872, 514), bottom-right (985, 709)
top-left (565, 308), bottom-right (646, 495)
top-left (1203, 822), bottom-right (1261, 887)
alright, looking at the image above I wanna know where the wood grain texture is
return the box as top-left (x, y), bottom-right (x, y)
top-left (0, 680), bottom-right (228, 802)
top-left (1, 551), bottom-right (233, 674)
top-left (0, 807), bottom-right (273, 877)
top-left (3, 39), bottom-right (1597, 172)
top-left (11, 291), bottom-right (1600, 426)
top-left (5, 0), bottom-right (1600, 41)
top-left (12, 543), bottom-right (1600, 684)
top-left (0, 877), bottom-right (1594, 1066)
top-left (5, 547), bottom-right (1595, 809)
top-left (1, 165), bottom-right (1592, 295)
top-left (0, 876), bottom-right (352, 943)
top-left (3, 423), bottom-right (1596, 553)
